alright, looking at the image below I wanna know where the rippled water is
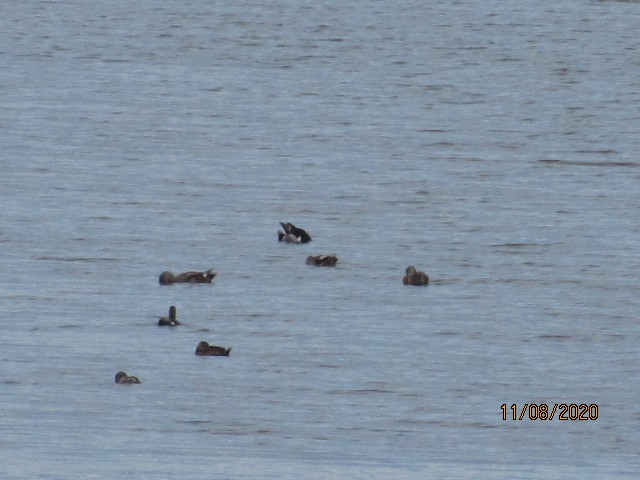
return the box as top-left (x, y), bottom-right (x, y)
top-left (1, 0), bottom-right (639, 478)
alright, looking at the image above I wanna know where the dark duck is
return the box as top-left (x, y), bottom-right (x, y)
top-left (158, 306), bottom-right (180, 326)
top-left (306, 254), bottom-right (338, 267)
top-left (278, 222), bottom-right (312, 243)
top-left (159, 269), bottom-right (217, 285)
top-left (195, 341), bottom-right (231, 357)
top-left (402, 266), bottom-right (429, 286)
top-left (115, 371), bottom-right (141, 384)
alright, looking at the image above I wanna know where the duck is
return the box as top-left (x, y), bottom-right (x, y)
top-left (403, 266), bottom-right (429, 286)
top-left (158, 269), bottom-right (217, 285)
top-left (158, 305), bottom-right (180, 326)
top-left (115, 371), bottom-right (141, 384)
top-left (195, 341), bottom-right (231, 357)
top-left (306, 254), bottom-right (338, 267)
top-left (278, 222), bottom-right (312, 243)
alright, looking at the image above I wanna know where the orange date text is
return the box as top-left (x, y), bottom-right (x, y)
top-left (501, 403), bottom-right (599, 421)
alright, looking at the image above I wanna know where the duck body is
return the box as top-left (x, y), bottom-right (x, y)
top-left (403, 266), bottom-right (429, 286)
top-left (278, 222), bottom-right (312, 243)
top-left (306, 254), bottom-right (338, 267)
top-left (159, 269), bottom-right (217, 285)
top-left (195, 341), bottom-right (231, 356)
top-left (158, 305), bottom-right (180, 326)
top-left (115, 371), bottom-right (141, 384)
top-left (278, 232), bottom-right (301, 243)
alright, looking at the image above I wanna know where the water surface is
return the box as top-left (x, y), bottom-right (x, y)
top-left (1, 0), bottom-right (639, 478)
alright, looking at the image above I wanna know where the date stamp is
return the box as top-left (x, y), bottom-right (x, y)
top-left (501, 403), bottom-right (599, 421)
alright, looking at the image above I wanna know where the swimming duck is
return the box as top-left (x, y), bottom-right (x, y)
top-left (158, 269), bottom-right (217, 285)
top-left (195, 341), bottom-right (231, 357)
top-left (115, 371), bottom-right (141, 384)
top-left (278, 222), bottom-right (312, 243)
top-left (158, 305), bottom-right (180, 326)
top-left (306, 254), bottom-right (338, 267)
top-left (403, 266), bottom-right (429, 286)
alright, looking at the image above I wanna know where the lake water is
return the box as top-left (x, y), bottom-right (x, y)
top-left (1, 0), bottom-right (639, 478)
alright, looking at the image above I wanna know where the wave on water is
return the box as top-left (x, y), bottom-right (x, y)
top-left (538, 159), bottom-right (639, 168)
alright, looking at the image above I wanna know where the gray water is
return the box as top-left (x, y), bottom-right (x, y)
top-left (1, 0), bottom-right (639, 478)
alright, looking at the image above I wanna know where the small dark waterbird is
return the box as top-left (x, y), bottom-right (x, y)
top-left (402, 266), bottom-right (429, 286)
top-left (159, 269), bottom-right (217, 285)
top-left (158, 305), bottom-right (180, 326)
top-left (306, 254), bottom-right (338, 267)
top-left (195, 341), bottom-right (231, 357)
top-left (115, 371), bottom-right (141, 384)
top-left (278, 222), bottom-right (312, 243)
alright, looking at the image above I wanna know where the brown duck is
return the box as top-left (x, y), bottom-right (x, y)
top-left (115, 371), bottom-right (141, 384)
top-left (403, 266), bottom-right (429, 286)
top-left (159, 269), bottom-right (217, 285)
top-left (158, 306), bottom-right (180, 326)
top-left (306, 254), bottom-right (338, 267)
top-left (195, 341), bottom-right (231, 357)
